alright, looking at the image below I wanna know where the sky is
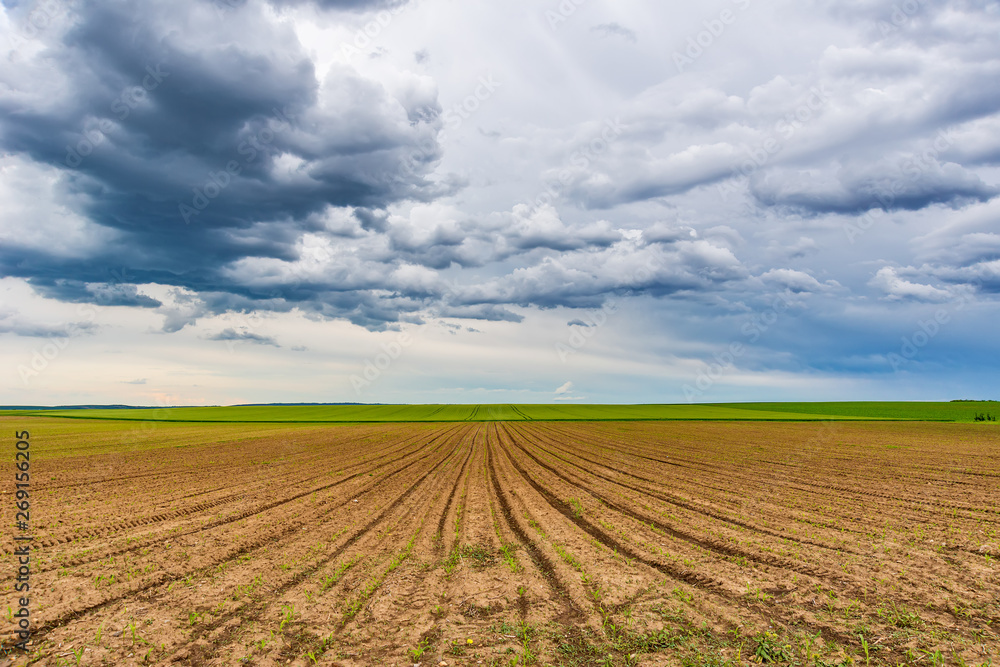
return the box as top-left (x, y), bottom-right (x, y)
top-left (1, 0), bottom-right (999, 406)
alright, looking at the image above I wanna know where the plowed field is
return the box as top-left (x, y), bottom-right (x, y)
top-left (3, 418), bottom-right (999, 666)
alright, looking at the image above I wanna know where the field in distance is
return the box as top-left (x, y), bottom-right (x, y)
top-left (1, 415), bottom-right (998, 665)
top-left (2, 400), bottom-right (999, 423)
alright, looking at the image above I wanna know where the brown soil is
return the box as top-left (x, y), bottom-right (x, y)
top-left (1, 419), bottom-right (999, 666)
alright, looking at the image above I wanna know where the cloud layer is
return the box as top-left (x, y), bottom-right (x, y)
top-left (1, 0), bottom-right (998, 402)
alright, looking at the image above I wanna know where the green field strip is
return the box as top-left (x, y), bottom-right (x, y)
top-left (707, 401), bottom-right (1000, 422)
top-left (511, 405), bottom-right (533, 420)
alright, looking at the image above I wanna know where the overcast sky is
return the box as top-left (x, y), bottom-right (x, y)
top-left (1, 0), bottom-right (999, 406)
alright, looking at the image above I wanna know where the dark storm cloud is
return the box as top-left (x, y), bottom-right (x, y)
top-left (207, 328), bottom-right (280, 346)
top-left (749, 159), bottom-right (999, 215)
top-left (505, 218), bottom-right (622, 252)
top-left (0, 0), bottom-right (444, 326)
top-left (29, 279), bottom-right (163, 308)
top-left (3, 0), bottom-right (999, 346)
top-left (433, 304), bottom-right (523, 323)
top-left (354, 208), bottom-right (391, 234)
top-left (642, 224), bottom-right (697, 245)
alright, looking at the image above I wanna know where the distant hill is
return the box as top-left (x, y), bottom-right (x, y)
top-left (0, 404), bottom-right (156, 410)
top-left (0, 402), bottom-right (377, 409)
top-left (235, 402), bottom-right (377, 406)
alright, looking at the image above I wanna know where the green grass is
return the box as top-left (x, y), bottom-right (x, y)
top-left (710, 401), bottom-right (1000, 422)
top-left (1, 401), bottom-right (996, 423)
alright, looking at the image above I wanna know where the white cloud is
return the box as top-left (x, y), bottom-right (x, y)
top-left (869, 267), bottom-right (954, 302)
top-left (759, 268), bottom-right (838, 293)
